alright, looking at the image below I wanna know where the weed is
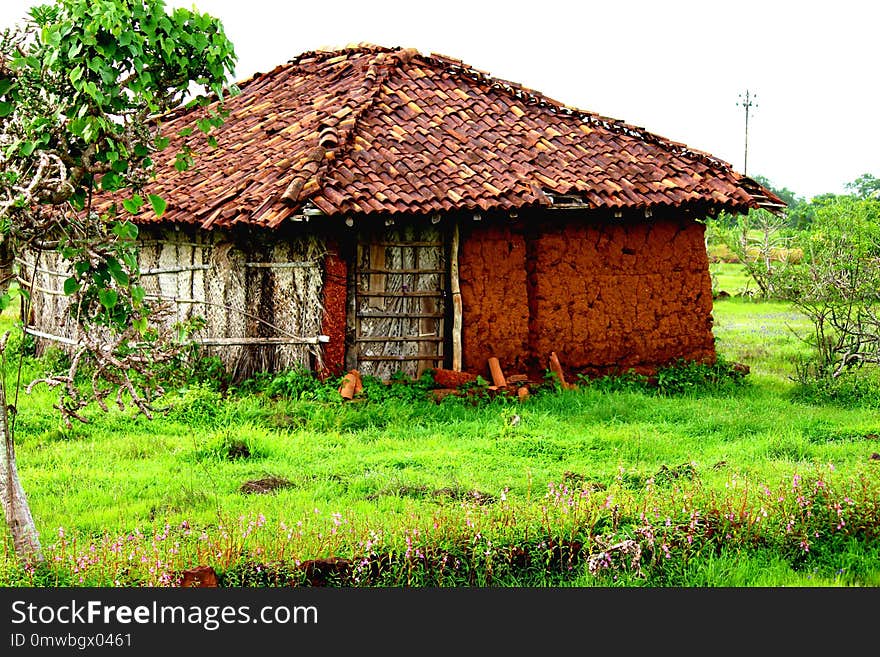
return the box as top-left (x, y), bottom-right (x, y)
top-left (791, 365), bottom-right (880, 409)
top-left (162, 382), bottom-right (225, 426)
top-left (654, 357), bottom-right (749, 395)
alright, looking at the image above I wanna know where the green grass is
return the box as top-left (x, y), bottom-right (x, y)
top-left (1, 286), bottom-right (879, 587)
top-left (711, 296), bottom-right (814, 384)
top-left (710, 261), bottom-right (754, 296)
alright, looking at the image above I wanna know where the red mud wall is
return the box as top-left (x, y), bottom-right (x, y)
top-left (458, 224), bottom-right (531, 373)
top-left (528, 217), bottom-right (715, 376)
top-left (319, 239), bottom-right (348, 377)
top-left (458, 215), bottom-right (715, 379)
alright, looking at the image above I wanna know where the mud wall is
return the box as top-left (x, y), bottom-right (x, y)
top-left (458, 213), bottom-right (715, 379)
top-left (458, 223), bottom-right (531, 373)
top-left (318, 237), bottom-right (348, 378)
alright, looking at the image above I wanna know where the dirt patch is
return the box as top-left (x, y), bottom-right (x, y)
top-left (239, 475), bottom-right (294, 494)
top-left (178, 565), bottom-right (219, 587)
top-left (366, 484), bottom-right (496, 504)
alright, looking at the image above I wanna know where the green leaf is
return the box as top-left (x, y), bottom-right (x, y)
top-left (63, 277), bottom-right (80, 295)
top-left (69, 65), bottom-right (83, 85)
top-left (98, 288), bottom-right (118, 310)
top-left (100, 171), bottom-right (122, 191)
top-left (0, 79), bottom-right (12, 96)
top-left (148, 194), bottom-right (167, 219)
top-left (131, 285), bottom-right (146, 305)
top-left (0, 102), bottom-right (13, 118)
top-left (70, 190), bottom-right (86, 211)
top-left (109, 268), bottom-right (129, 287)
top-left (121, 221), bottom-right (138, 240)
top-left (0, 293), bottom-right (10, 312)
top-left (122, 196), bottom-right (144, 214)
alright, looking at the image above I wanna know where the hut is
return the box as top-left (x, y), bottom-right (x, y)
top-left (22, 44), bottom-right (785, 383)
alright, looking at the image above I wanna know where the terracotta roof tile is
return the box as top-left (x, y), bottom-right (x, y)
top-left (107, 44), bottom-right (785, 227)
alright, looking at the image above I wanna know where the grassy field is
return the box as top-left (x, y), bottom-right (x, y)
top-left (1, 272), bottom-right (879, 587)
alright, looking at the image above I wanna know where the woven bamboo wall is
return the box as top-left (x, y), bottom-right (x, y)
top-left (20, 225), bottom-right (328, 381)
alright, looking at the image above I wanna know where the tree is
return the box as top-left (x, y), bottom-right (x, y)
top-left (711, 207), bottom-right (795, 299)
top-left (845, 173), bottom-right (880, 200)
top-left (0, 0), bottom-right (236, 563)
top-left (773, 196), bottom-right (880, 379)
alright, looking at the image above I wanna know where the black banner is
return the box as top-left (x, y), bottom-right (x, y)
top-left (0, 586), bottom-right (867, 653)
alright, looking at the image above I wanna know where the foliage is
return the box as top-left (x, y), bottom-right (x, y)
top-left (0, 0), bottom-right (237, 423)
top-left (791, 364), bottom-right (880, 409)
top-left (845, 173), bottom-right (880, 200)
top-left (653, 357), bottom-right (749, 395)
top-left (162, 380), bottom-right (224, 426)
top-left (710, 209), bottom-right (796, 298)
top-left (577, 356), bottom-right (749, 396)
top-left (771, 196), bottom-right (880, 379)
top-left (359, 369), bottom-right (438, 404)
top-left (262, 366), bottom-right (341, 402)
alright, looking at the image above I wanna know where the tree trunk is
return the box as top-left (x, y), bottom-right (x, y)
top-left (0, 338), bottom-right (43, 563)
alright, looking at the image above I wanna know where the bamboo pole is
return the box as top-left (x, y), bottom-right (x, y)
top-left (450, 220), bottom-right (462, 371)
top-left (196, 336), bottom-right (329, 346)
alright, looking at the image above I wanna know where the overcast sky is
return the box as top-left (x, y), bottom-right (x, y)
top-left (1, 0), bottom-right (876, 200)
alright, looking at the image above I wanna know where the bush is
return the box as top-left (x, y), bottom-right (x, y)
top-left (360, 369), bottom-right (437, 404)
top-left (654, 357), bottom-right (749, 395)
top-left (791, 365), bottom-right (880, 408)
top-left (577, 357), bottom-right (748, 396)
top-left (163, 382), bottom-right (225, 426)
top-left (772, 197), bottom-right (880, 379)
top-left (263, 366), bottom-right (341, 401)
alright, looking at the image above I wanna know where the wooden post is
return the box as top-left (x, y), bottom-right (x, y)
top-left (488, 357), bottom-right (507, 387)
top-left (549, 351), bottom-right (572, 389)
top-left (368, 243), bottom-right (386, 310)
top-left (450, 220), bottom-right (463, 371)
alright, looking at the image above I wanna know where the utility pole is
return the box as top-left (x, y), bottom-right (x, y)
top-left (738, 90), bottom-right (757, 175)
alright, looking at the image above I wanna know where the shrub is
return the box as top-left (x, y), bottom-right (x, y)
top-left (577, 357), bottom-right (748, 396)
top-left (790, 364), bottom-right (880, 408)
top-left (163, 382), bottom-right (225, 426)
top-left (263, 366), bottom-right (341, 401)
top-left (654, 357), bottom-right (749, 396)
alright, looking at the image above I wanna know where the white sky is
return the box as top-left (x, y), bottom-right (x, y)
top-left (1, 0), bottom-right (876, 200)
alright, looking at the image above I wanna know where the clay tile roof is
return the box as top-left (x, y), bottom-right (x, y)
top-left (113, 44), bottom-right (786, 228)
